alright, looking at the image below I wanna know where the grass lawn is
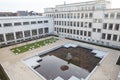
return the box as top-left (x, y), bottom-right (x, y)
top-left (11, 37), bottom-right (58, 54)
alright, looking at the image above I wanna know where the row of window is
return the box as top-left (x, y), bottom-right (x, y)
top-left (54, 21), bottom-right (92, 28)
top-left (102, 33), bottom-right (120, 42)
top-left (0, 28), bottom-right (49, 42)
top-left (103, 23), bottom-right (120, 31)
top-left (104, 12), bottom-right (120, 19)
top-left (0, 20), bottom-right (49, 27)
top-left (47, 12), bottom-right (93, 19)
top-left (55, 27), bottom-right (91, 37)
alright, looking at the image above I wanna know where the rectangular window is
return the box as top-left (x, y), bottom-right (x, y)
top-left (4, 23), bottom-right (12, 27)
top-left (103, 23), bottom-right (107, 29)
top-left (6, 33), bottom-right (14, 41)
top-left (38, 28), bottom-right (43, 34)
top-left (77, 30), bottom-right (79, 35)
top-left (32, 29), bottom-right (37, 35)
top-left (84, 31), bottom-right (87, 36)
top-left (0, 24), bottom-right (1, 27)
top-left (88, 32), bottom-right (91, 37)
top-left (89, 23), bottom-right (92, 28)
top-left (31, 21), bottom-right (36, 24)
top-left (110, 13), bottom-right (115, 19)
top-left (80, 31), bottom-right (83, 35)
top-left (117, 13), bottom-right (120, 19)
top-left (107, 34), bottom-right (111, 40)
top-left (44, 27), bottom-right (49, 33)
top-left (81, 13), bottom-right (84, 18)
top-left (109, 24), bottom-right (113, 30)
top-left (44, 20), bottom-right (48, 23)
top-left (113, 35), bottom-right (118, 41)
top-left (119, 36), bottom-right (120, 42)
top-left (85, 13), bottom-right (88, 18)
top-left (77, 22), bottom-right (79, 27)
top-left (0, 34), bottom-right (4, 42)
top-left (14, 22), bottom-right (21, 26)
top-left (114, 24), bottom-right (119, 30)
top-left (93, 28), bottom-right (96, 32)
top-left (97, 29), bottom-right (101, 33)
top-left (23, 22), bottom-right (29, 25)
top-left (38, 21), bottom-right (43, 24)
top-left (81, 22), bottom-right (83, 27)
top-left (89, 13), bottom-right (93, 18)
top-left (102, 33), bottom-right (106, 39)
top-left (104, 13), bottom-right (108, 18)
top-left (74, 22), bottom-right (76, 27)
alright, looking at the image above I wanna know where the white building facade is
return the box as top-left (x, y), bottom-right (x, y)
top-left (44, 0), bottom-right (120, 49)
top-left (0, 16), bottom-right (54, 47)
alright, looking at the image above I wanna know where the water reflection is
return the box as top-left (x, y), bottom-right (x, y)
top-left (35, 55), bottom-right (89, 80)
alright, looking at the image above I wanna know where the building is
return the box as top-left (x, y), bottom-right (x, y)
top-left (0, 16), bottom-right (54, 47)
top-left (0, 12), bottom-right (17, 16)
top-left (44, 0), bottom-right (120, 49)
top-left (17, 11), bottom-right (29, 16)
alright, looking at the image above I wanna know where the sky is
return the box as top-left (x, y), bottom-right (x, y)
top-left (0, 0), bottom-right (119, 13)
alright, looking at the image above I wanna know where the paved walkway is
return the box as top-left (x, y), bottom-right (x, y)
top-left (0, 37), bottom-right (120, 80)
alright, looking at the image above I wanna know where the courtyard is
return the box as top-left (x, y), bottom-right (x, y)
top-left (0, 36), bottom-right (120, 80)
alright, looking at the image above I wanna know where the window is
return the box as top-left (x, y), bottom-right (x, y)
top-left (113, 35), bottom-right (118, 41)
top-left (80, 31), bottom-right (83, 35)
top-left (6, 33), bottom-right (14, 41)
top-left (0, 34), bottom-right (4, 42)
top-left (44, 20), bottom-right (48, 23)
top-left (77, 22), bottom-right (79, 27)
top-left (119, 36), bottom-right (120, 42)
top-left (0, 24), bottom-right (1, 27)
top-left (88, 32), bottom-right (91, 37)
top-left (38, 28), bottom-right (43, 34)
top-left (4, 23), bottom-right (12, 27)
top-left (84, 31), bottom-right (87, 36)
top-left (89, 22), bottom-right (92, 28)
top-left (44, 28), bottom-right (49, 33)
top-left (93, 28), bottom-right (96, 32)
top-left (31, 21), bottom-right (36, 24)
top-left (38, 21), bottom-right (43, 24)
top-left (81, 22), bottom-right (83, 27)
top-left (81, 13), bottom-right (84, 18)
top-left (110, 13), bottom-right (115, 19)
top-left (73, 30), bottom-right (76, 34)
top-left (16, 31), bottom-right (23, 39)
top-left (103, 23), bottom-right (107, 29)
top-left (89, 13), bottom-right (93, 18)
top-left (77, 13), bottom-right (80, 18)
top-left (70, 21), bottom-right (72, 26)
top-left (77, 30), bottom-right (79, 35)
top-left (14, 22), bottom-right (21, 26)
top-left (102, 33), bottom-right (106, 39)
top-left (70, 29), bottom-right (72, 34)
top-left (109, 24), bottom-right (113, 30)
top-left (107, 34), bottom-right (111, 40)
top-left (114, 24), bottom-right (119, 30)
top-left (74, 22), bottom-right (76, 27)
top-left (24, 30), bottom-right (30, 37)
top-left (85, 13), bottom-right (88, 18)
top-left (98, 29), bottom-right (101, 33)
top-left (32, 29), bottom-right (37, 36)
top-left (23, 22), bottom-right (29, 25)
top-left (117, 13), bottom-right (120, 19)
top-left (104, 13), bottom-right (108, 18)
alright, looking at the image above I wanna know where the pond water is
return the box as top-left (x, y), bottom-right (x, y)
top-left (35, 55), bottom-right (89, 80)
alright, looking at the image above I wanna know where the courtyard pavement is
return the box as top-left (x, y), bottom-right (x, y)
top-left (0, 36), bottom-right (120, 80)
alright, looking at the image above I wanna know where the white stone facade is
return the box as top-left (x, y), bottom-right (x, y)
top-left (0, 16), bottom-right (54, 46)
top-left (44, 0), bottom-right (120, 49)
